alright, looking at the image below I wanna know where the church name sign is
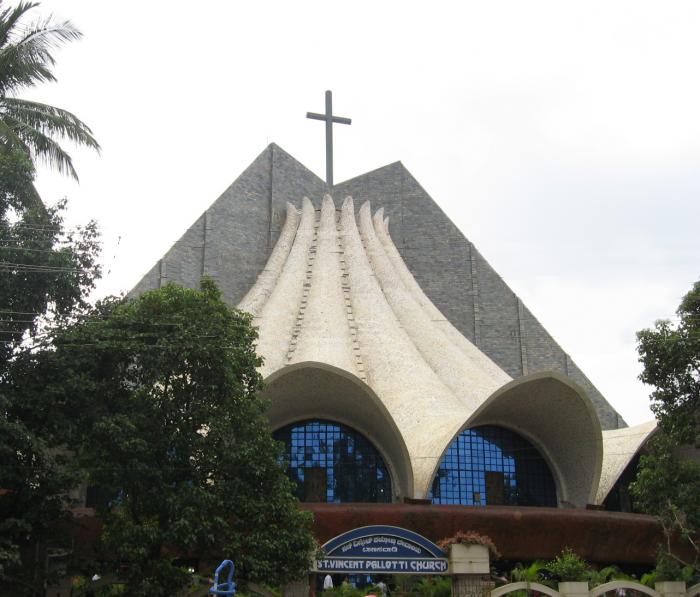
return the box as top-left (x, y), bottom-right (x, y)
top-left (315, 525), bottom-right (448, 574)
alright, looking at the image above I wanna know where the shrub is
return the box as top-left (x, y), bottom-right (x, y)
top-left (545, 548), bottom-right (591, 583)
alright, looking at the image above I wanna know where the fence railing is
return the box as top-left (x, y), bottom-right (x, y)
top-left (492, 582), bottom-right (563, 597)
top-left (492, 580), bottom-right (695, 597)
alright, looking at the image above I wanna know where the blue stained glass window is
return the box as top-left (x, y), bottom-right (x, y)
top-left (430, 425), bottom-right (557, 507)
top-left (274, 420), bottom-right (392, 503)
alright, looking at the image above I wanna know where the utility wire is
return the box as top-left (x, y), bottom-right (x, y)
top-left (0, 246), bottom-right (93, 254)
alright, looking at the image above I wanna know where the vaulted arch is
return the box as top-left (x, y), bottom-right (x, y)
top-left (596, 421), bottom-right (657, 506)
top-left (262, 362), bottom-right (413, 500)
top-left (426, 372), bottom-right (603, 507)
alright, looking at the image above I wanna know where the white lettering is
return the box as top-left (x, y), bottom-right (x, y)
top-left (396, 539), bottom-right (421, 554)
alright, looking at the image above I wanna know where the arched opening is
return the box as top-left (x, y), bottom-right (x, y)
top-left (602, 452), bottom-right (643, 513)
top-left (261, 362), bottom-right (413, 499)
top-left (429, 425), bottom-right (557, 507)
top-left (274, 419), bottom-right (392, 503)
top-left (432, 372), bottom-right (604, 507)
top-left (596, 421), bottom-right (657, 507)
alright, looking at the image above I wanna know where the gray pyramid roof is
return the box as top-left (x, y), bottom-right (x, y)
top-left (132, 143), bottom-right (626, 430)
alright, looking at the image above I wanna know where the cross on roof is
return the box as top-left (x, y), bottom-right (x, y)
top-left (306, 90), bottom-right (351, 187)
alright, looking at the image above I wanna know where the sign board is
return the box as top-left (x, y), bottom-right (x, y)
top-left (315, 525), bottom-right (448, 575)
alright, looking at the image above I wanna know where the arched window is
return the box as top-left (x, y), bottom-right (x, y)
top-left (273, 419), bottom-right (392, 503)
top-left (430, 425), bottom-right (557, 507)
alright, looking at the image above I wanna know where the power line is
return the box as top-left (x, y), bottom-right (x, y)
top-left (8, 223), bottom-right (95, 232)
top-left (0, 246), bottom-right (92, 254)
top-left (0, 262), bottom-right (90, 273)
top-left (0, 317), bottom-right (41, 323)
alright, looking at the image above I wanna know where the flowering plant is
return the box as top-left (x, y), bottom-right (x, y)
top-left (437, 531), bottom-right (501, 559)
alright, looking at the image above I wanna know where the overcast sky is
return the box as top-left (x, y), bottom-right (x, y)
top-left (27, 1), bottom-right (700, 426)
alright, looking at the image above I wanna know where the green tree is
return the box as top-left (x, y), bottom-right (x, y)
top-left (630, 436), bottom-right (700, 575)
top-left (0, 146), bottom-right (100, 594)
top-left (0, 4), bottom-right (101, 593)
top-left (630, 279), bottom-right (700, 575)
top-left (12, 281), bottom-right (315, 596)
top-left (0, 0), bottom-right (102, 347)
top-left (0, 146), bottom-right (100, 364)
top-left (0, 1), bottom-right (100, 180)
top-left (636, 280), bottom-right (700, 447)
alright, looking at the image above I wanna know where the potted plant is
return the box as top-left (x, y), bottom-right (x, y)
top-left (438, 531), bottom-right (500, 575)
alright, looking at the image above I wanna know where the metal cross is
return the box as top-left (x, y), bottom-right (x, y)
top-left (306, 90), bottom-right (351, 187)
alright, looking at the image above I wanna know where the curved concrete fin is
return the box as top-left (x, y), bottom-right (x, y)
top-left (359, 202), bottom-right (501, 410)
top-left (373, 209), bottom-right (510, 387)
top-left (462, 372), bottom-right (604, 507)
top-left (237, 202), bottom-right (300, 316)
top-left (291, 195), bottom-right (359, 375)
top-left (256, 197), bottom-right (316, 377)
top-left (596, 420), bottom-right (657, 504)
top-left (339, 196), bottom-right (466, 497)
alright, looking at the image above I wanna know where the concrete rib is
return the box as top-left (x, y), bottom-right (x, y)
top-left (339, 196), bottom-right (466, 497)
top-left (596, 420), bottom-right (657, 504)
top-left (374, 208), bottom-right (510, 387)
top-left (256, 197), bottom-right (316, 377)
top-left (238, 202), bottom-right (299, 317)
top-left (292, 195), bottom-right (359, 375)
top-left (359, 202), bottom-right (501, 410)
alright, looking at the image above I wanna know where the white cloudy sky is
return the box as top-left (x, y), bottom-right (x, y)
top-left (26, 1), bottom-right (699, 426)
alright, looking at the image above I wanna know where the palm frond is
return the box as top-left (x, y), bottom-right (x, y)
top-left (2, 97), bottom-right (100, 151)
top-left (0, 1), bottom-right (98, 179)
top-left (0, 49), bottom-right (55, 95)
top-left (0, 113), bottom-right (29, 150)
top-left (0, 2), bottom-right (80, 49)
top-left (1, 113), bottom-right (78, 180)
top-left (0, 2), bottom-right (41, 49)
top-left (0, 2), bottom-right (82, 94)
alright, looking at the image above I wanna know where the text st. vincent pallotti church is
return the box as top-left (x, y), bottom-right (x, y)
top-left (126, 93), bottom-right (670, 587)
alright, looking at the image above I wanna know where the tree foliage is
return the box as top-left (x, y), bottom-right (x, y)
top-left (630, 436), bottom-right (700, 574)
top-left (0, 0), bottom-right (100, 180)
top-left (0, 146), bottom-right (100, 364)
top-left (0, 146), bottom-right (100, 594)
top-left (11, 280), bottom-right (316, 595)
top-left (637, 279), bottom-right (700, 447)
top-left (0, 3), bottom-right (101, 592)
top-left (631, 279), bottom-right (700, 576)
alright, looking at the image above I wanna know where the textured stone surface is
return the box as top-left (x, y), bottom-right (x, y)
top-left (596, 421), bottom-right (657, 504)
top-left (334, 162), bottom-right (625, 431)
top-left (263, 363), bottom-right (414, 499)
top-left (291, 196), bottom-right (358, 373)
top-left (214, 193), bottom-right (603, 505)
top-left (255, 198), bottom-right (316, 376)
top-left (468, 373), bottom-right (603, 507)
top-left (131, 143), bottom-right (626, 431)
top-left (358, 201), bottom-right (496, 411)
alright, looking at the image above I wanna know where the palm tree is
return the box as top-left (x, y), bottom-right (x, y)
top-left (0, 1), bottom-right (99, 181)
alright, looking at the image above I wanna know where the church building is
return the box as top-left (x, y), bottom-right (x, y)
top-left (131, 140), bottom-right (661, 566)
